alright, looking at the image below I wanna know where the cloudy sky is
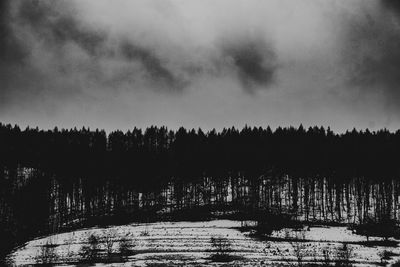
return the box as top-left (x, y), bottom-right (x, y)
top-left (1, 0), bottom-right (400, 132)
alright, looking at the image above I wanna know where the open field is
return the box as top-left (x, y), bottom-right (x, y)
top-left (6, 220), bottom-right (400, 266)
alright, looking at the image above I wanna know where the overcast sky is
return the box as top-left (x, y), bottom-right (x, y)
top-left (1, 0), bottom-right (400, 132)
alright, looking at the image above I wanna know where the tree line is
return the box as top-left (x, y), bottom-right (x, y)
top-left (1, 123), bottom-right (399, 188)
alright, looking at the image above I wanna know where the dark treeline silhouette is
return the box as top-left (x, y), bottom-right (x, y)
top-left (2, 123), bottom-right (399, 181)
top-left (1, 123), bottom-right (400, 258)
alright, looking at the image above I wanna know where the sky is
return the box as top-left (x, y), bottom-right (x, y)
top-left (1, 0), bottom-right (400, 132)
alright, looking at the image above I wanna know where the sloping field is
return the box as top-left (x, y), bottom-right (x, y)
top-left (6, 220), bottom-right (400, 266)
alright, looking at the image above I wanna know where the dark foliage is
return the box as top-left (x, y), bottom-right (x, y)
top-left (1, 123), bottom-right (399, 182)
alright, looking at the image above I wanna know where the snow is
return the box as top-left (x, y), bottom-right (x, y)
top-left (271, 225), bottom-right (381, 242)
top-left (7, 220), bottom-right (400, 266)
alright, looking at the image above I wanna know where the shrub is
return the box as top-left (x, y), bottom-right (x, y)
top-left (210, 236), bottom-right (233, 262)
top-left (35, 240), bottom-right (58, 265)
top-left (80, 234), bottom-right (100, 262)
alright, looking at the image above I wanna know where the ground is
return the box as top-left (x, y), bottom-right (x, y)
top-left (6, 220), bottom-right (400, 266)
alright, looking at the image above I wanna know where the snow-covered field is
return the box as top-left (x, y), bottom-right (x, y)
top-left (6, 220), bottom-right (400, 266)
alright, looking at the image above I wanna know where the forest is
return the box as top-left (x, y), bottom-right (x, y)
top-left (1, 123), bottom-right (400, 260)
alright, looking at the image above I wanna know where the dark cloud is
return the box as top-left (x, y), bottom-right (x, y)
top-left (1, 0), bottom-right (279, 103)
top-left (0, 0), bottom-right (28, 107)
top-left (0, 0), bottom-right (190, 109)
top-left (342, 1), bottom-right (400, 107)
top-left (120, 42), bottom-right (187, 90)
top-left (0, 0), bottom-right (108, 112)
top-left (221, 38), bottom-right (277, 92)
top-left (17, 0), bottom-right (106, 56)
top-left (381, 0), bottom-right (400, 14)
top-left (0, 0), bottom-right (27, 63)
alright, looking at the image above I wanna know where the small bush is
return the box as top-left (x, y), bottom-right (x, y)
top-left (378, 250), bottom-right (397, 264)
top-left (35, 240), bottom-right (58, 265)
top-left (335, 243), bottom-right (353, 267)
top-left (80, 234), bottom-right (100, 262)
top-left (210, 236), bottom-right (233, 262)
top-left (140, 227), bottom-right (150, 236)
top-left (104, 229), bottom-right (117, 256)
top-left (119, 237), bottom-right (134, 259)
